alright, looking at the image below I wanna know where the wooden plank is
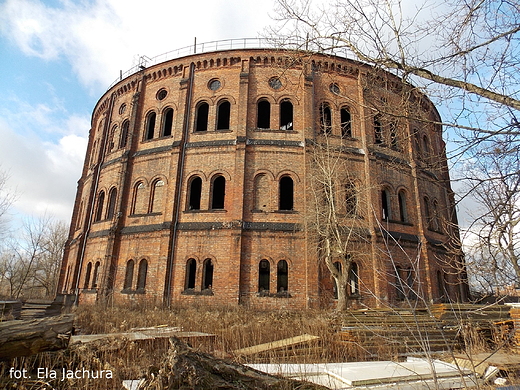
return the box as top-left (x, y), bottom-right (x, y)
top-left (233, 334), bottom-right (319, 356)
top-left (70, 328), bottom-right (215, 344)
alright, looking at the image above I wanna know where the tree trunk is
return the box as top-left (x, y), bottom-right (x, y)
top-left (0, 314), bottom-right (74, 360)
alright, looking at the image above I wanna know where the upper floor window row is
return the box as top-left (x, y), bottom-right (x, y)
top-left (143, 108), bottom-right (174, 141)
top-left (195, 100), bottom-right (231, 132)
top-left (256, 99), bottom-right (294, 131)
top-left (318, 103), bottom-right (352, 138)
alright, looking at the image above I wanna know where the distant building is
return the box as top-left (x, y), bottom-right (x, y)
top-left (57, 41), bottom-right (469, 308)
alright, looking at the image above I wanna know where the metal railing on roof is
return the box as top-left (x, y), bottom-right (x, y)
top-left (106, 37), bottom-right (356, 90)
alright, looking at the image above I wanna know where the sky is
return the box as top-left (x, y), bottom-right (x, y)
top-left (0, 0), bottom-right (275, 227)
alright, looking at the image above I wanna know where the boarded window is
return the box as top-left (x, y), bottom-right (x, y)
top-left (185, 259), bottom-right (196, 289)
top-left (277, 260), bottom-right (288, 292)
top-left (162, 108), bottom-right (174, 136)
top-left (137, 259), bottom-right (148, 291)
top-left (202, 259), bottom-right (214, 290)
top-left (188, 177), bottom-right (202, 210)
top-left (257, 100), bottom-right (271, 129)
top-left (279, 176), bottom-right (294, 211)
top-left (150, 180), bottom-right (165, 213)
top-left (216, 101), bottom-right (230, 130)
top-left (132, 182), bottom-right (146, 214)
top-left (279, 100), bottom-right (293, 130)
top-left (195, 102), bottom-right (209, 131)
top-left (211, 175), bottom-right (226, 209)
top-left (124, 260), bottom-right (134, 290)
top-left (258, 260), bottom-right (270, 292)
top-left (254, 174), bottom-right (269, 211)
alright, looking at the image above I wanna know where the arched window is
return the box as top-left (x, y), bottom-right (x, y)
top-left (107, 125), bottom-right (117, 153)
top-left (76, 201), bottom-right (84, 230)
top-left (145, 112), bottom-right (156, 140)
top-left (254, 174), bottom-right (269, 211)
top-left (119, 120), bottom-right (130, 149)
top-left (277, 260), bottom-right (288, 292)
top-left (345, 182), bottom-right (357, 216)
top-left (348, 262), bottom-right (359, 295)
top-left (106, 187), bottom-right (117, 219)
top-left (424, 196), bottom-right (432, 229)
top-left (279, 176), bottom-right (294, 211)
top-left (279, 100), bottom-right (293, 130)
top-left (124, 260), bottom-right (134, 290)
top-left (95, 191), bottom-right (105, 221)
top-left (333, 261), bottom-right (342, 299)
top-left (162, 108), bottom-right (174, 137)
top-left (216, 100), bottom-right (230, 130)
top-left (319, 103), bottom-right (332, 134)
top-left (340, 106), bottom-right (352, 137)
top-left (185, 259), bottom-right (197, 290)
top-left (195, 102), bottom-right (209, 131)
top-left (132, 182), bottom-right (146, 214)
top-left (150, 180), bottom-right (165, 213)
top-left (395, 266), bottom-right (405, 300)
top-left (389, 121), bottom-right (399, 149)
top-left (258, 260), bottom-right (270, 292)
top-left (432, 200), bottom-right (441, 232)
top-left (437, 269), bottom-right (447, 301)
top-left (413, 131), bottom-right (421, 159)
top-left (211, 175), bottom-right (226, 210)
top-left (381, 189), bottom-right (391, 221)
top-left (202, 259), bottom-right (214, 290)
top-left (257, 100), bottom-right (271, 129)
top-left (422, 135), bottom-right (431, 159)
top-left (92, 261), bottom-right (101, 288)
top-left (84, 262), bottom-right (92, 289)
top-left (188, 176), bottom-right (202, 210)
top-left (374, 114), bottom-right (383, 144)
top-left (137, 259), bottom-right (148, 291)
top-left (398, 190), bottom-right (408, 223)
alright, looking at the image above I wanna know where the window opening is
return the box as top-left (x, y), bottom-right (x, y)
top-left (95, 191), bottom-right (105, 221)
top-left (195, 103), bottom-right (209, 131)
top-left (398, 191), bottom-right (407, 223)
top-left (279, 176), bottom-right (294, 211)
top-left (216, 101), bottom-right (231, 130)
top-left (390, 121), bottom-right (399, 149)
top-left (277, 260), bottom-right (288, 292)
top-left (211, 175), bottom-right (226, 209)
top-left (202, 259), bottom-right (214, 290)
top-left (188, 177), bottom-right (202, 210)
top-left (381, 189), bottom-right (390, 220)
top-left (145, 112), bottom-right (156, 140)
top-left (119, 120), bottom-right (130, 148)
top-left (84, 262), bottom-right (92, 289)
top-left (162, 108), bottom-right (173, 136)
top-left (345, 182), bottom-right (357, 216)
top-left (406, 268), bottom-right (417, 300)
top-left (374, 115), bottom-right (383, 144)
top-left (395, 266), bottom-right (405, 300)
top-left (92, 261), bottom-right (100, 289)
top-left (137, 259), bottom-right (147, 291)
top-left (124, 260), bottom-right (134, 290)
top-left (319, 103), bottom-right (332, 134)
top-left (333, 261), bottom-right (342, 299)
top-left (424, 196), bottom-right (432, 229)
top-left (279, 100), bottom-right (293, 130)
top-left (258, 260), bottom-right (270, 292)
top-left (257, 100), bottom-right (271, 129)
top-left (185, 259), bottom-right (196, 289)
top-left (348, 262), bottom-right (359, 295)
top-left (106, 188), bottom-right (117, 219)
top-left (340, 107), bottom-right (352, 137)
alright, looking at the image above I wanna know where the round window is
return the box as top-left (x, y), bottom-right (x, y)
top-left (156, 89), bottom-right (168, 100)
top-left (268, 77), bottom-right (283, 90)
top-left (119, 103), bottom-right (127, 115)
top-left (208, 79), bottom-right (222, 91)
top-left (329, 83), bottom-right (340, 94)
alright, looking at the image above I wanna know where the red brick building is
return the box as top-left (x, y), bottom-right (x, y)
top-left (57, 43), bottom-right (468, 308)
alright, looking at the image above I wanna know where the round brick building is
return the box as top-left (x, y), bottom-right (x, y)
top-left (58, 41), bottom-right (469, 308)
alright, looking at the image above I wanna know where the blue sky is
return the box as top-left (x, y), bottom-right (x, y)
top-left (0, 0), bottom-right (274, 226)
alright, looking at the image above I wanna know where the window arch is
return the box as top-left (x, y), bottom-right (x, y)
top-left (119, 120), bottom-right (130, 149)
top-left (95, 191), bottom-right (105, 222)
top-left (279, 176), bottom-right (294, 211)
top-left (185, 259), bottom-right (197, 290)
top-left (381, 189), bottom-right (391, 221)
top-left (279, 99), bottom-right (293, 130)
top-left (374, 114), bottom-right (383, 144)
top-left (124, 260), bottom-right (134, 290)
top-left (132, 182), bottom-right (146, 214)
top-left (137, 259), bottom-right (148, 291)
top-left (254, 174), bottom-right (269, 211)
top-left (216, 100), bottom-right (230, 130)
top-left (150, 179), bottom-right (165, 213)
top-left (257, 100), bottom-right (271, 129)
top-left (398, 190), bottom-right (408, 223)
top-left (84, 262), bottom-right (92, 289)
top-left (145, 111), bottom-right (156, 140)
top-left (106, 187), bottom-right (117, 219)
top-left (211, 175), bottom-right (226, 210)
top-left (340, 106), bottom-right (352, 137)
top-left (195, 102), bottom-right (209, 131)
top-left (348, 261), bottom-right (359, 295)
top-left (162, 108), bottom-right (174, 137)
top-left (258, 259), bottom-right (270, 292)
top-left (188, 176), bottom-right (202, 210)
top-left (319, 102), bottom-right (332, 134)
top-left (202, 258), bottom-right (214, 290)
top-left (92, 261), bottom-right (101, 289)
top-left (277, 260), bottom-right (288, 292)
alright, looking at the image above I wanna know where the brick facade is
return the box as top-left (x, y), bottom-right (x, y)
top-left (58, 48), bottom-right (469, 308)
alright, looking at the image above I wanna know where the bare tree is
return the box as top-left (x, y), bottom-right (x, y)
top-left (0, 167), bottom-right (16, 239)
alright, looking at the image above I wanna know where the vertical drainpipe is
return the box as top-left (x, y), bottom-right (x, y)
top-left (164, 62), bottom-right (196, 306)
top-left (73, 92), bottom-right (116, 305)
